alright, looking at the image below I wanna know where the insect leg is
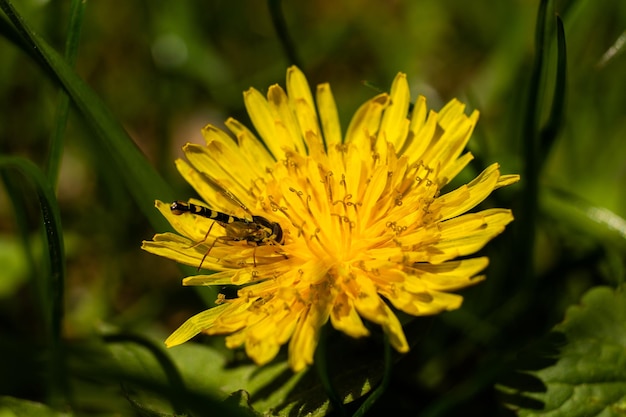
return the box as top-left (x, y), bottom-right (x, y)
top-left (198, 221), bottom-right (217, 271)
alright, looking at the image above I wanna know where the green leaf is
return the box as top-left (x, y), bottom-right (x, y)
top-left (500, 286), bottom-right (626, 416)
top-left (156, 342), bottom-right (302, 414)
top-left (103, 333), bottom-right (189, 415)
top-left (97, 338), bottom-right (255, 417)
top-left (0, 396), bottom-right (71, 417)
top-left (222, 391), bottom-right (262, 417)
top-left (164, 332), bottom-right (392, 417)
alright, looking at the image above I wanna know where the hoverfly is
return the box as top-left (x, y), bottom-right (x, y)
top-left (169, 199), bottom-right (284, 269)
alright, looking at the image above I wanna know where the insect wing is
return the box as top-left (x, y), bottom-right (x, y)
top-left (200, 174), bottom-right (254, 221)
top-left (222, 219), bottom-right (260, 241)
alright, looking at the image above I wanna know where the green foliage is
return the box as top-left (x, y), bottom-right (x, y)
top-left (0, 397), bottom-right (71, 417)
top-left (500, 286), bottom-right (626, 416)
top-left (0, 0), bottom-right (174, 231)
top-left (0, 0), bottom-right (625, 416)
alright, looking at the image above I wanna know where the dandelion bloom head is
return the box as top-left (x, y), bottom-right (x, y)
top-left (142, 66), bottom-right (519, 372)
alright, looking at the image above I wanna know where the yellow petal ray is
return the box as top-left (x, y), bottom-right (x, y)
top-left (224, 117), bottom-right (276, 169)
top-left (272, 303), bottom-right (300, 345)
top-left (245, 318), bottom-right (282, 365)
top-left (426, 209), bottom-right (514, 263)
top-left (277, 160), bottom-right (330, 233)
top-left (189, 267), bottom-right (260, 287)
top-left (496, 174), bottom-right (521, 188)
top-left (419, 115), bottom-right (472, 173)
top-left (382, 282), bottom-right (461, 316)
top-left (237, 280), bottom-right (281, 302)
top-left (288, 301), bottom-right (331, 372)
top-left (438, 152), bottom-right (474, 187)
top-left (183, 258), bottom-right (294, 286)
top-left (379, 302), bottom-right (409, 352)
top-left (303, 130), bottom-right (327, 161)
top-left (224, 298), bottom-right (297, 361)
top-left (141, 234), bottom-right (227, 271)
top-left (246, 338), bottom-right (280, 366)
top-left (330, 292), bottom-right (370, 338)
top-left (267, 84), bottom-right (307, 155)
top-left (175, 158), bottom-right (260, 220)
top-left (182, 142), bottom-right (250, 204)
top-left (141, 238), bottom-right (196, 267)
top-left (344, 93), bottom-right (390, 148)
top-left (343, 145), bottom-right (367, 203)
top-left (414, 290), bottom-right (464, 314)
top-left (404, 104), bottom-right (438, 161)
top-left (359, 165), bottom-right (392, 226)
top-left (286, 66), bottom-right (317, 131)
top-left (438, 99), bottom-right (476, 130)
top-left (379, 72), bottom-right (411, 152)
top-left (437, 98), bottom-right (465, 124)
top-left (367, 267), bottom-right (407, 290)
top-left (286, 67), bottom-right (322, 152)
top-left (209, 299), bottom-right (264, 333)
top-left (201, 124), bottom-right (267, 184)
top-left (181, 273), bottom-right (236, 286)
top-left (436, 117), bottom-right (477, 174)
top-left (436, 163), bottom-right (502, 220)
top-left (174, 159), bottom-right (227, 212)
top-left (244, 87), bottom-right (292, 159)
top-left (438, 209), bottom-right (509, 239)
top-left (316, 83), bottom-right (342, 148)
top-left (407, 257), bottom-right (489, 291)
top-left (409, 96), bottom-right (428, 131)
top-left (352, 272), bottom-right (388, 321)
top-left (225, 329), bottom-right (247, 349)
top-left (165, 303), bottom-right (230, 347)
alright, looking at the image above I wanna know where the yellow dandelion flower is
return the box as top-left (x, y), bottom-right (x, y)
top-left (142, 66), bottom-right (519, 372)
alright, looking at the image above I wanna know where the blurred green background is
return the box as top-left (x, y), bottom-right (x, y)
top-left (0, 0), bottom-right (625, 416)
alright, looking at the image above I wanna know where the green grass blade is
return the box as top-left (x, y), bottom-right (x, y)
top-left (46, 0), bottom-right (87, 186)
top-left (543, 186), bottom-right (626, 253)
top-left (268, 0), bottom-right (303, 68)
top-left (0, 156), bottom-right (67, 405)
top-left (517, 0), bottom-right (550, 283)
top-left (0, 11), bottom-right (48, 70)
top-left (0, 0), bottom-right (175, 232)
top-left (597, 30), bottom-right (626, 68)
top-left (539, 15), bottom-right (567, 166)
